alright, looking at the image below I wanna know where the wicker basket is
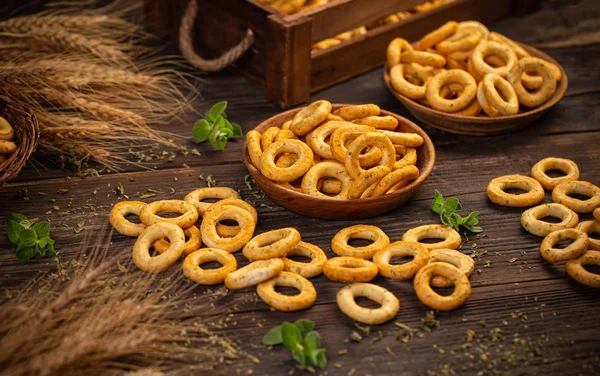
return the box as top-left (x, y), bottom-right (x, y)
top-left (0, 90), bottom-right (39, 186)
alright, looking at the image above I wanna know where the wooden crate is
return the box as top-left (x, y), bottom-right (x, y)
top-left (144, 0), bottom-right (540, 108)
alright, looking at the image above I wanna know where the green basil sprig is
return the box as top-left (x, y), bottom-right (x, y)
top-left (7, 213), bottom-right (56, 262)
top-left (192, 101), bottom-right (243, 150)
top-left (262, 319), bottom-right (327, 370)
top-left (431, 190), bottom-right (482, 233)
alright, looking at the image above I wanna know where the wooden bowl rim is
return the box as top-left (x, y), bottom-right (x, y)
top-left (242, 104), bottom-right (436, 205)
top-left (383, 42), bottom-right (568, 124)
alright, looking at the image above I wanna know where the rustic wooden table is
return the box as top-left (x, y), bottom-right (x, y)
top-left (1, 2), bottom-right (599, 375)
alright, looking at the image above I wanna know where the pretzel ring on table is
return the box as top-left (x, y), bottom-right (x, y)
top-left (133, 223), bottom-right (185, 273)
top-left (154, 225), bottom-right (201, 256)
top-left (323, 257), bottom-right (379, 282)
top-left (390, 64), bottom-right (430, 100)
top-left (352, 116), bottom-right (399, 131)
top-left (260, 127), bottom-right (280, 151)
top-left (109, 201), bottom-right (147, 237)
top-left (282, 241), bottom-right (327, 278)
top-left (332, 104), bottom-right (380, 121)
top-left (224, 258), bottom-right (284, 290)
top-left (435, 29), bottom-right (482, 54)
top-left (201, 204), bottom-right (256, 252)
top-left (347, 166), bottom-right (391, 199)
top-left (204, 198), bottom-right (258, 238)
top-left (471, 41), bottom-right (517, 78)
top-left (378, 129), bottom-right (424, 147)
top-left (531, 157), bottom-right (580, 190)
top-left (257, 271), bottom-right (317, 312)
top-left (455, 99), bottom-right (482, 116)
top-left (457, 20), bottom-right (489, 37)
top-left (429, 249), bottom-right (475, 288)
top-left (565, 251), bottom-right (600, 288)
top-left (576, 221), bottom-right (600, 251)
top-left (184, 187), bottom-right (241, 216)
top-left (415, 21), bottom-right (458, 51)
top-left (393, 145), bottom-right (417, 170)
top-left (487, 31), bottom-right (530, 59)
top-left (245, 130), bottom-right (263, 169)
top-left (486, 174), bottom-right (545, 207)
top-left (414, 262), bottom-right (471, 311)
top-left (552, 181), bottom-right (600, 213)
top-left (508, 57), bottom-right (557, 108)
top-left (330, 125), bottom-right (380, 165)
top-left (370, 165), bottom-right (419, 197)
top-left (345, 133), bottom-right (395, 180)
top-left (307, 120), bottom-right (349, 159)
top-left (140, 200), bottom-right (198, 229)
top-left (402, 224), bottom-right (462, 250)
top-left (259, 139), bottom-right (314, 182)
top-left (521, 203), bottom-right (579, 237)
top-left (373, 241), bottom-right (430, 280)
top-left (243, 227), bottom-right (301, 261)
top-left (477, 81), bottom-right (501, 117)
top-left (301, 161), bottom-right (353, 199)
top-left (0, 140), bottom-right (17, 155)
top-left (337, 283), bottom-right (399, 325)
top-left (425, 70), bottom-right (477, 113)
top-left (540, 228), bottom-right (589, 263)
top-left (290, 100), bottom-right (332, 136)
top-left (182, 248), bottom-right (237, 285)
top-left (479, 73), bottom-right (519, 116)
top-left (331, 224), bottom-right (390, 260)
top-left (386, 37), bottom-right (413, 67)
top-left (401, 50), bottom-right (446, 68)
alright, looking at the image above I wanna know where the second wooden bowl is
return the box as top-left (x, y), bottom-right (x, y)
top-left (242, 105), bottom-right (435, 220)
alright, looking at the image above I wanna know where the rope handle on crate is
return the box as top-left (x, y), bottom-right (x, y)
top-left (179, 0), bottom-right (254, 72)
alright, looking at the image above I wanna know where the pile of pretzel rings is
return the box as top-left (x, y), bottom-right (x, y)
top-left (108, 188), bottom-right (474, 322)
top-left (246, 101), bottom-right (423, 199)
top-left (486, 157), bottom-right (600, 287)
top-left (0, 116), bottom-right (17, 164)
top-left (387, 20), bottom-right (562, 117)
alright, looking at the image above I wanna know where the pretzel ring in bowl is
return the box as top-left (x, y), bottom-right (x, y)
top-left (414, 262), bottom-right (471, 311)
top-left (260, 139), bottom-right (314, 182)
top-left (201, 205), bottom-right (256, 252)
top-left (373, 241), bottom-right (430, 280)
top-left (257, 271), bottom-right (317, 312)
top-left (243, 227), bottom-right (301, 261)
top-left (595, 208), bottom-right (600, 222)
top-left (401, 50), bottom-right (446, 68)
top-left (154, 225), bottom-right (201, 256)
top-left (436, 29), bottom-right (482, 54)
top-left (337, 283), bottom-right (400, 325)
top-left (487, 175), bottom-right (545, 207)
top-left (487, 31), bottom-right (530, 59)
top-left (425, 70), bottom-right (477, 113)
top-left (576, 221), bottom-right (600, 251)
top-left (301, 161), bottom-right (352, 199)
top-left (393, 145), bottom-right (417, 170)
top-left (306, 120), bottom-right (347, 159)
top-left (323, 257), bottom-right (379, 282)
top-left (182, 248), bottom-right (237, 285)
top-left (521, 203), bottom-right (579, 237)
top-left (415, 21), bottom-right (458, 51)
top-left (260, 127), bottom-right (280, 151)
top-left (508, 57), bottom-right (557, 108)
top-left (224, 259), bottom-right (284, 290)
top-left (429, 249), bottom-right (475, 288)
top-left (133, 223), bottom-right (185, 273)
top-left (205, 198), bottom-right (258, 238)
top-left (245, 130), bottom-right (263, 169)
top-left (282, 241), bottom-right (327, 278)
top-left (184, 187), bottom-right (241, 216)
top-left (109, 201), bottom-right (147, 237)
top-left (457, 20), bottom-right (489, 37)
top-left (531, 157), bottom-right (580, 190)
top-left (471, 41), bottom-right (517, 78)
top-left (332, 104), bottom-right (380, 121)
top-left (480, 73), bottom-right (519, 116)
top-left (352, 116), bottom-right (399, 131)
top-left (345, 133), bottom-right (395, 180)
top-left (387, 37), bottom-right (413, 67)
top-left (377, 130), bottom-right (424, 147)
top-left (565, 251), bottom-right (600, 288)
top-left (0, 116), bottom-right (14, 141)
top-left (476, 81), bottom-right (500, 117)
top-left (455, 98), bottom-right (482, 116)
top-left (347, 166), bottom-right (391, 199)
top-left (552, 181), bottom-right (600, 213)
top-left (140, 200), bottom-right (199, 229)
top-left (290, 99), bottom-right (332, 136)
top-left (370, 165), bottom-right (419, 197)
top-left (540, 228), bottom-right (589, 263)
top-left (332, 224), bottom-right (390, 259)
top-left (329, 125), bottom-right (378, 164)
top-left (402, 224), bottom-right (462, 250)
top-left (390, 64), bottom-right (430, 100)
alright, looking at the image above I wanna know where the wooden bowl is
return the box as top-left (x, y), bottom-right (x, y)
top-left (242, 105), bottom-right (435, 220)
top-left (383, 44), bottom-right (568, 136)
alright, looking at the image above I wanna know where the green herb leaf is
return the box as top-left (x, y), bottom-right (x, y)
top-left (294, 320), bottom-right (315, 337)
top-left (230, 122), bottom-right (243, 137)
top-left (192, 119), bottom-right (211, 143)
top-left (262, 325), bottom-right (284, 345)
top-left (8, 213), bottom-right (29, 225)
top-left (208, 130), bottom-right (228, 151)
top-left (18, 228), bottom-right (38, 245)
top-left (282, 322), bottom-right (301, 350)
top-left (463, 211), bottom-right (480, 226)
top-left (206, 101), bottom-right (227, 124)
top-left (304, 330), bottom-right (321, 347)
top-left (16, 246), bottom-right (37, 262)
top-left (291, 347), bottom-right (306, 369)
top-left (7, 220), bottom-right (26, 245)
top-left (443, 197), bottom-right (462, 213)
top-left (431, 191), bottom-right (483, 234)
top-left (303, 338), bottom-right (318, 366)
top-left (314, 349), bottom-right (327, 368)
top-left (431, 190), bottom-right (445, 214)
top-left (32, 221), bottom-right (50, 238)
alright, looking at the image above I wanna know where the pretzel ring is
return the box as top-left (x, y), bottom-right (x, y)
top-left (552, 181), bottom-right (600, 213)
top-left (565, 251), bottom-right (600, 288)
top-left (329, 125), bottom-right (384, 167)
top-left (436, 29), bottom-right (482, 54)
top-left (476, 81), bottom-right (500, 117)
top-left (282, 241), bottom-right (327, 278)
top-left (306, 120), bottom-right (349, 159)
top-left (487, 174), bottom-right (545, 207)
top-left (140, 200), bottom-right (198, 229)
top-left (521, 203), bottom-right (579, 237)
top-left (352, 116), bottom-right (399, 131)
top-left (205, 198), bottom-right (258, 238)
top-left (132, 223), bottom-right (185, 273)
top-left (345, 133), bottom-right (395, 180)
top-left (466, 56), bottom-right (484, 82)
top-left (257, 271), bottom-right (317, 312)
top-left (457, 20), bottom-right (489, 37)
top-left (429, 249), bottom-right (475, 288)
top-left (479, 73), bottom-right (519, 116)
top-left (0, 116), bottom-right (14, 141)
top-left (386, 37), bottom-right (413, 67)
top-left (347, 166), bottom-right (391, 199)
top-left (337, 283), bottom-right (399, 325)
top-left (290, 100), bottom-right (332, 136)
top-left (414, 262), bottom-right (471, 311)
top-left (521, 62), bottom-right (561, 90)
top-left (332, 104), bottom-right (380, 121)
top-left (390, 64), bottom-right (430, 100)
top-left (224, 259), bottom-right (284, 290)
top-left (426, 70), bottom-right (477, 113)
top-left (508, 57), bottom-right (557, 107)
top-left (415, 21), bottom-right (458, 51)
top-left (243, 227), bottom-right (301, 261)
top-left (281, 119), bottom-right (292, 129)
top-left (260, 127), bottom-right (280, 151)
top-left (153, 225), bottom-right (201, 256)
top-left (373, 241), bottom-right (430, 280)
top-left (245, 130), bottom-right (263, 169)
top-left (321, 178), bottom-right (343, 195)
top-left (0, 140), bottom-right (17, 155)
top-left (401, 50), bottom-right (446, 68)
top-left (455, 99), bottom-right (482, 116)
top-left (260, 139), bottom-right (314, 182)
top-left (471, 41), bottom-right (517, 78)
top-left (378, 130), bottom-right (424, 147)
top-left (323, 257), bottom-right (379, 282)
top-left (184, 187), bottom-right (241, 216)
top-left (402, 224), bottom-right (462, 250)
top-left (393, 146), bottom-right (417, 170)
top-left (487, 31), bottom-right (530, 59)
top-left (182, 248), bottom-right (237, 285)
top-left (531, 157), bottom-right (580, 190)
top-left (595, 208), bottom-right (600, 222)
top-left (275, 128), bottom-right (297, 142)
top-left (331, 225), bottom-right (390, 259)
top-left (301, 161), bottom-right (352, 199)
top-left (109, 201), bottom-right (147, 237)
top-left (201, 204), bottom-right (256, 252)
top-left (576, 221), bottom-right (600, 251)
top-left (540, 229), bottom-right (589, 263)
top-left (370, 165), bottom-right (419, 197)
